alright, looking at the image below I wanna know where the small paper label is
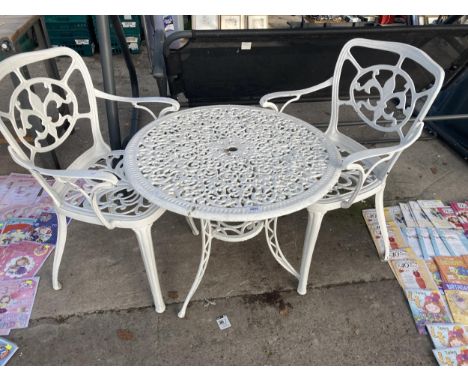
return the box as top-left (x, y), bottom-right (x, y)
top-left (75, 39), bottom-right (90, 45)
top-left (216, 315), bottom-right (231, 330)
top-left (123, 15), bottom-right (132, 20)
top-left (126, 37), bottom-right (138, 43)
top-left (121, 21), bottom-right (136, 28)
top-left (241, 42), bottom-right (252, 50)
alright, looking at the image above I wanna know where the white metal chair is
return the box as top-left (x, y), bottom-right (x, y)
top-left (260, 38), bottom-right (445, 294)
top-left (0, 47), bottom-right (196, 313)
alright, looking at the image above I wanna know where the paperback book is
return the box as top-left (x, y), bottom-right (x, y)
top-left (405, 289), bottom-right (453, 334)
top-left (433, 346), bottom-right (468, 366)
top-left (418, 200), bottom-right (453, 229)
top-left (437, 207), bottom-right (464, 230)
top-left (443, 283), bottom-right (468, 325)
top-left (426, 259), bottom-right (444, 290)
top-left (427, 323), bottom-right (468, 349)
top-left (437, 229), bottom-right (468, 257)
top-left (409, 201), bottom-right (433, 228)
top-left (390, 259), bottom-right (437, 290)
top-left (434, 256), bottom-right (468, 285)
top-left (0, 218), bottom-right (35, 246)
top-left (0, 337), bottom-right (17, 366)
top-left (0, 277), bottom-right (39, 331)
top-left (0, 242), bottom-right (54, 280)
top-left (399, 202), bottom-right (418, 228)
top-left (450, 202), bottom-right (468, 231)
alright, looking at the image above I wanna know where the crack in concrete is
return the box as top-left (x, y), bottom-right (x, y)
top-left (29, 276), bottom-right (397, 325)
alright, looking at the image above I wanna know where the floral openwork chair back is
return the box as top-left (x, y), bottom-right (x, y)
top-left (322, 38), bottom-right (445, 205)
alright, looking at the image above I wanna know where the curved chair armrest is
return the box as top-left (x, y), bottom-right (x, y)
top-left (8, 146), bottom-right (119, 229)
top-left (94, 89), bottom-right (180, 119)
top-left (339, 122), bottom-right (424, 208)
top-left (259, 77), bottom-right (333, 113)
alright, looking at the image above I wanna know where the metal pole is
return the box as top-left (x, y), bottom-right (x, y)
top-left (95, 15), bottom-right (121, 150)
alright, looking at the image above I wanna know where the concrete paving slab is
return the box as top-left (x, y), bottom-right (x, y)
top-left (9, 280), bottom-right (435, 365)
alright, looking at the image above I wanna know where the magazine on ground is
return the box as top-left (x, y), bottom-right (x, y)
top-left (427, 323), bottom-right (468, 349)
top-left (428, 228), bottom-right (452, 257)
top-left (416, 228), bottom-right (437, 259)
top-left (437, 207), bottom-right (464, 230)
top-left (405, 289), bottom-right (453, 334)
top-left (434, 256), bottom-right (468, 285)
top-left (0, 218), bottom-right (35, 246)
top-left (0, 277), bottom-right (39, 331)
top-left (426, 259), bottom-right (444, 290)
top-left (433, 345), bottom-right (468, 366)
top-left (409, 201), bottom-right (433, 228)
top-left (443, 283), bottom-right (468, 325)
top-left (437, 229), bottom-right (468, 257)
top-left (418, 200), bottom-right (453, 229)
top-left (0, 242), bottom-right (54, 281)
top-left (399, 202), bottom-right (418, 228)
top-left (390, 259), bottom-right (437, 290)
top-left (0, 337), bottom-right (18, 366)
top-left (450, 202), bottom-right (468, 231)
top-left (401, 227), bottom-right (424, 259)
top-left (0, 173), bottom-right (42, 208)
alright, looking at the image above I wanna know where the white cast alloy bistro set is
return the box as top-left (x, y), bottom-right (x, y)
top-left (0, 38), bottom-right (444, 318)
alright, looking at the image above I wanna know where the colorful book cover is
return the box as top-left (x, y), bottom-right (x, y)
top-left (416, 228), bottom-right (436, 259)
top-left (0, 337), bottom-right (18, 366)
top-left (427, 323), bottom-right (468, 348)
top-left (0, 242), bottom-right (54, 280)
top-left (399, 202), bottom-right (418, 228)
top-left (385, 206), bottom-right (406, 228)
top-left (426, 259), bottom-right (444, 290)
top-left (433, 346), bottom-right (468, 366)
top-left (434, 256), bottom-right (468, 285)
top-left (409, 201), bottom-right (433, 228)
top-left (437, 229), bottom-right (468, 257)
top-left (405, 289), bottom-right (452, 334)
top-left (418, 200), bottom-right (452, 229)
top-left (0, 218), bottom-right (35, 246)
top-left (390, 259), bottom-right (437, 290)
top-left (450, 202), bottom-right (468, 231)
top-left (29, 212), bottom-right (58, 245)
top-left (443, 283), bottom-right (468, 325)
top-left (428, 228), bottom-right (452, 257)
top-left (0, 277), bottom-right (39, 331)
top-left (437, 207), bottom-right (464, 230)
top-left (402, 227), bottom-right (424, 259)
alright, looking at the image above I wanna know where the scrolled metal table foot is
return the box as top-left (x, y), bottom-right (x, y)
top-left (265, 218), bottom-right (300, 279)
top-left (178, 219), bottom-right (213, 318)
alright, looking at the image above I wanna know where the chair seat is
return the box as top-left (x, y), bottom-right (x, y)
top-left (59, 151), bottom-right (162, 223)
top-left (319, 144), bottom-right (382, 205)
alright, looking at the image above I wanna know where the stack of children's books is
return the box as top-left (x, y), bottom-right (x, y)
top-left (0, 173), bottom-right (58, 366)
top-left (363, 199), bottom-right (468, 366)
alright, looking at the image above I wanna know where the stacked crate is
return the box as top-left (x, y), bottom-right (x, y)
top-left (44, 16), bottom-right (95, 56)
top-left (92, 16), bottom-right (142, 54)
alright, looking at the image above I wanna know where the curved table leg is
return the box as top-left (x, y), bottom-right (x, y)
top-left (265, 218), bottom-right (300, 279)
top-left (178, 219), bottom-right (213, 318)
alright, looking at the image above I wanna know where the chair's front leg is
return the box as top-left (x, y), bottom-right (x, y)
top-left (133, 224), bottom-right (166, 313)
top-left (297, 208), bottom-right (325, 295)
top-left (178, 219), bottom-right (213, 318)
top-left (375, 186), bottom-right (390, 260)
top-left (52, 211), bottom-right (68, 290)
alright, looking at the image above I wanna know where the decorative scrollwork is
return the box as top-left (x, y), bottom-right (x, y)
top-left (348, 65), bottom-right (416, 133)
top-left (10, 78), bottom-right (78, 153)
top-left (63, 152), bottom-right (155, 218)
top-left (322, 146), bottom-right (379, 202)
top-left (211, 221), bottom-right (264, 242)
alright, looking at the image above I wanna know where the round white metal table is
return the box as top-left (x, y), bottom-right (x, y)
top-left (124, 105), bottom-right (342, 317)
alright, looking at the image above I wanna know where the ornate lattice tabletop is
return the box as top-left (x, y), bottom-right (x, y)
top-left (125, 105), bottom-right (341, 222)
top-left (124, 105), bottom-right (342, 317)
